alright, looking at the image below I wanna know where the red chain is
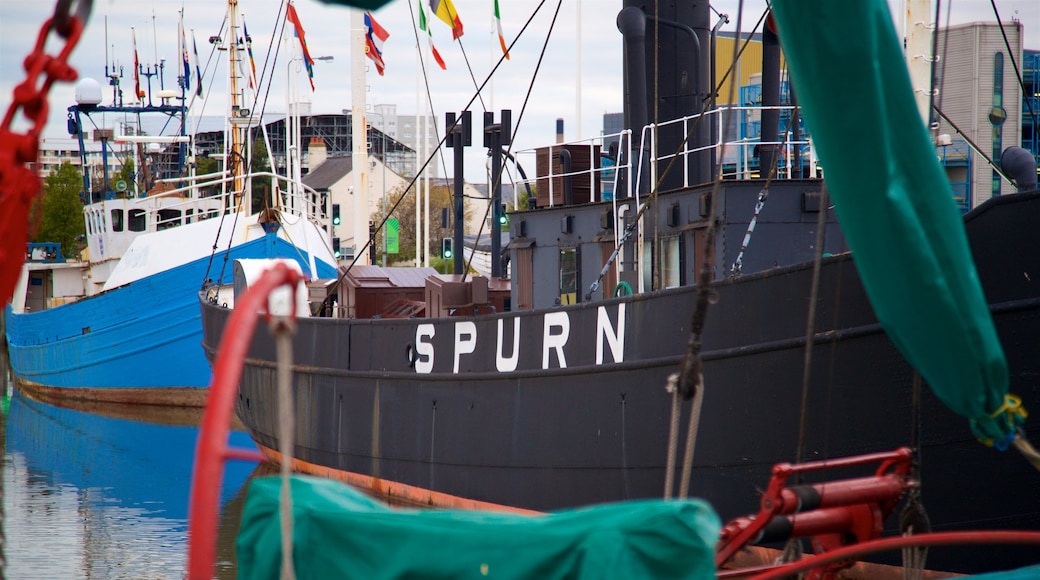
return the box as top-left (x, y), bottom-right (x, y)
top-left (0, 0), bottom-right (91, 304)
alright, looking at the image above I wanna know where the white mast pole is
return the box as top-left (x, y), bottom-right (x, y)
top-left (576, 0), bottom-right (582, 139)
top-left (415, 13), bottom-right (423, 268)
top-left (285, 25), bottom-right (295, 212)
top-left (351, 9), bottom-right (370, 264)
top-left (423, 92), bottom-right (430, 268)
top-left (421, 11), bottom-right (431, 268)
top-left (906, 0), bottom-right (934, 129)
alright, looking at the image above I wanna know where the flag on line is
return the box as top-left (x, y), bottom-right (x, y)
top-left (192, 31), bottom-right (204, 97)
top-left (286, 2), bottom-right (316, 90)
top-left (132, 28), bottom-right (143, 100)
top-left (180, 12), bottom-right (191, 91)
top-left (364, 11), bottom-right (389, 76)
top-left (429, 0), bottom-right (463, 40)
top-left (494, 0), bottom-right (509, 60)
top-left (243, 20), bottom-right (258, 89)
top-left (418, 2), bottom-right (447, 70)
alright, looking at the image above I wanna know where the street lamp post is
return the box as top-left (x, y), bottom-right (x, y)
top-left (285, 53), bottom-right (333, 215)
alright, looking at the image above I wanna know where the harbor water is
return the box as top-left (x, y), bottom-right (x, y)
top-left (1, 357), bottom-right (260, 579)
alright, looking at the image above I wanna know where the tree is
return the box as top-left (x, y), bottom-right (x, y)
top-left (249, 137), bottom-right (272, 212)
top-left (369, 183), bottom-right (473, 267)
top-left (112, 158), bottom-right (135, 198)
top-left (36, 162), bottom-right (85, 258)
top-left (195, 155), bottom-right (220, 198)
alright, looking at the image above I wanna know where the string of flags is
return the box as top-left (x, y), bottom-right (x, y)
top-left (157, 0), bottom-right (511, 99)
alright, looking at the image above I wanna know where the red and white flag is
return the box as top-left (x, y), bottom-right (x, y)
top-left (418, 2), bottom-right (447, 70)
top-left (132, 28), bottom-right (143, 100)
top-left (364, 11), bottom-right (389, 76)
top-left (286, 2), bottom-right (316, 90)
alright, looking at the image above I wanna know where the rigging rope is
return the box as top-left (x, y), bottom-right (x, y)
top-left (584, 8), bottom-right (771, 301)
top-left (662, 2), bottom-right (772, 498)
top-left (319, 0), bottom-right (556, 307)
top-left (728, 103), bottom-right (800, 276)
top-left (663, 375), bottom-right (681, 499)
top-left (794, 183), bottom-right (830, 465)
top-left (460, 0), bottom-right (565, 279)
top-left (272, 311), bottom-right (297, 580)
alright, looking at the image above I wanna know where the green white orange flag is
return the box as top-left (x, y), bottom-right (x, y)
top-left (428, 0), bottom-right (463, 40)
top-left (494, 0), bottom-right (509, 59)
top-left (419, 2), bottom-right (447, 70)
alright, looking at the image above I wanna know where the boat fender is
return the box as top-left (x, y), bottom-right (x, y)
top-left (406, 344), bottom-right (418, 368)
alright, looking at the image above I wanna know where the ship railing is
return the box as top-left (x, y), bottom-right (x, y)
top-left (510, 129), bottom-right (634, 210)
top-left (142, 170), bottom-right (327, 229)
top-left (634, 105), bottom-right (817, 187)
top-left (511, 105), bottom-right (818, 214)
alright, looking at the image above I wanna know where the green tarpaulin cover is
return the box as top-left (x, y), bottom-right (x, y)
top-left (237, 476), bottom-right (721, 579)
top-left (770, 0), bottom-right (1021, 446)
top-left (968, 565), bottom-right (1040, 579)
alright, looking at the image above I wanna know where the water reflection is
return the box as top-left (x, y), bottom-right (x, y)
top-left (2, 383), bottom-right (259, 579)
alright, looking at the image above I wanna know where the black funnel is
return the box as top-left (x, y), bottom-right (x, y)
top-left (1000, 147), bottom-right (1038, 192)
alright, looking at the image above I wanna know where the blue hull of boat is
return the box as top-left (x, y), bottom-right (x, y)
top-left (5, 236), bottom-right (337, 392)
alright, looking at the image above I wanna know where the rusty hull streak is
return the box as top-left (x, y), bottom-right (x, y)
top-left (257, 443), bottom-right (543, 516)
top-left (16, 379), bottom-right (209, 408)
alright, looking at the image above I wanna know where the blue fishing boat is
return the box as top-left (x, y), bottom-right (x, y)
top-left (3, 3), bottom-right (338, 405)
top-left (3, 388), bottom-right (257, 578)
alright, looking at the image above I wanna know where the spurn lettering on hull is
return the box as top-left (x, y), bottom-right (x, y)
top-left (413, 303), bottom-right (627, 374)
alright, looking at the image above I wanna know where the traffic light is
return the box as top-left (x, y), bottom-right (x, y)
top-left (498, 204), bottom-right (508, 226)
top-left (333, 237), bottom-right (342, 259)
top-left (441, 237), bottom-right (453, 259)
top-left (332, 204), bottom-right (341, 226)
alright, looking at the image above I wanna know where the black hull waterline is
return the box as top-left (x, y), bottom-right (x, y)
top-left (201, 191), bottom-right (1040, 574)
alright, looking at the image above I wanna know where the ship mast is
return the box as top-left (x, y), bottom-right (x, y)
top-left (906, 0), bottom-right (935, 131)
top-left (350, 9), bottom-right (370, 264)
top-left (228, 0), bottom-right (249, 214)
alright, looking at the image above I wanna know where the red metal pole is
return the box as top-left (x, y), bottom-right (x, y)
top-left (749, 531), bottom-right (1040, 580)
top-left (186, 263), bottom-right (303, 580)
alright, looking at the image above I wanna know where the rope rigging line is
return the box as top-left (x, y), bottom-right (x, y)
top-left (793, 183), bottom-right (830, 466)
top-left (319, 0), bottom-right (556, 308)
top-left (460, 0), bottom-right (565, 280)
top-left (988, 0), bottom-right (1038, 133)
top-left (728, 102), bottom-right (801, 276)
top-left (728, 65), bottom-right (798, 276)
top-left (456, 42), bottom-right (487, 113)
top-left (931, 105), bottom-right (1015, 185)
top-left (583, 7), bottom-right (772, 302)
top-left (272, 309), bottom-right (298, 580)
top-left (666, 1), bottom-right (770, 500)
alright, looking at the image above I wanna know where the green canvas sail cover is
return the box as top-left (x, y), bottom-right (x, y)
top-left (769, 0), bottom-right (1023, 446)
top-left (237, 476), bottom-right (721, 579)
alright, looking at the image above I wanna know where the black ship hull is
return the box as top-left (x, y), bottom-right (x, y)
top-left (201, 190), bottom-right (1040, 574)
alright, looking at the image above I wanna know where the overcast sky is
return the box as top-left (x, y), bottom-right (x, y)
top-left (2, 0), bottom-right (1038, 182)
